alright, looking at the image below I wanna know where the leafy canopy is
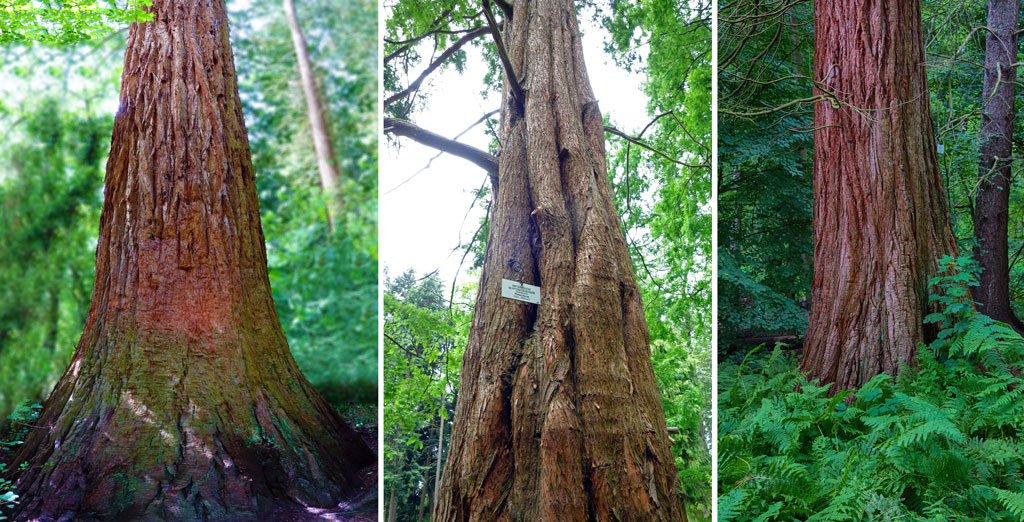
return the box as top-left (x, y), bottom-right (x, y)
top-left (0, 0), bottom-right (152, 44)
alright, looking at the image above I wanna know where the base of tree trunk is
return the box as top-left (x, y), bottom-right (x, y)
top-left (7, 331), bottom-right (373, 521)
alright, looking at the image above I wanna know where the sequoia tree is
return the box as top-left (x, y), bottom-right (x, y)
top-left (800, 0), bottom-right (961, 389)
top-left (6, 0), bottom-right (373, 519)
top-left (385, 0), bottom-right (682, 519)
top-left (973, 0), bottom-right (1021, 331)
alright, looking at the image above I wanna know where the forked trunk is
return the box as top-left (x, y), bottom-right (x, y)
top-left (801, 0), bottom-right (961, 390)
top-left (974, 0), bottom-right (1021, 331)
top-left (7, 1), bottom-right (372, 519)
top-left (432, 0), bottom-right (681, 519)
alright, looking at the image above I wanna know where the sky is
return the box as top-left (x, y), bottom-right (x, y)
top-left (381, 12), bottom-right (650, 289)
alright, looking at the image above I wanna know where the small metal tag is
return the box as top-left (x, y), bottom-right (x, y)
top-left (501, 279), bottom-right (540, 304)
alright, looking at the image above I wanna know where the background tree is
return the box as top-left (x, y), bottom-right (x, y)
top-left (973, 0), bottom-right (1021, 331)
top-left (282, 0), bottom-right (344, 228)
top-left (382, 270), bottom-right (470, 521)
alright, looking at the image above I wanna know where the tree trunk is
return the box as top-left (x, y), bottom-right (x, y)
top-left (7, 1), bottom-right (373, 519)
top-left (433, 402), bottom-right (443, 509)
top-left (974, 0), bottom-right (1022, 331)
top-left (45, 285), bottom-right (59, 352)
top-left (800, 0), bottom-right (961, 390)
top-left (283, 0), bottom-right (343, 230)
top-left (432, 0), bottom-right (681, 520)
top-left (417, 470), bottom-right (429, 522)
top-left (387, 487), bottom-right (398, 522)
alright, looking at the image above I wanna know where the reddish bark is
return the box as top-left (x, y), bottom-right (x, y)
top-left (7, 0), bottom-right (372, 519)
top-left (800, 0), bottom-right (961, 390)
top-left (432, 0), bottom-right (681, 519)
top-left (973, 0), bottom-right (1022, 331)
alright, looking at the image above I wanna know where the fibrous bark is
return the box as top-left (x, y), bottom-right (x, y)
top-left (8, 1), bottom-right (373, 519)
top-left (283, 0), bottom-right (344, 230)
top-left (800, 0), bottom-right (961, 390)
top-left (973, 0), bottom-right (1022, 331)
top-left (432, 0), bottom-right (681, 520)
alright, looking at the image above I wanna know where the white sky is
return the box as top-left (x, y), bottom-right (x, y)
top-left (381, 14), bottom-right (649, 286)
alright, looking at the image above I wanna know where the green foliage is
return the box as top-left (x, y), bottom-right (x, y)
top-left (228, 0), bottom-right (380, 409)
top-left (719, 259), bottom-right (1024, 521)
top-left (0, 469), bottom-right (16, 520)
top-left (0, 401), bottom-right (38, 519)
top-left (603, 0), bottom-right (712, 517)
top-left (382, 269), bottom-right (471, 520)
top-left (0, 0), bottom-right (152, 44)
top-left (383, 0), bottom-right (484, 118)
top-left (3, 401), bottom-right (42, 445)
top-left (718, 0), bottom-right (814, 342)
top-left (0, 95), bottom-right (108, 425)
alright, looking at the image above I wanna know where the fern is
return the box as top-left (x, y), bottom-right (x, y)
top-left (994, 488), bottom-right (1024, 520)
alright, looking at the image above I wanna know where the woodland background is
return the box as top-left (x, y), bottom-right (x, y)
top-left (0, 0), bottom-right (378, 436)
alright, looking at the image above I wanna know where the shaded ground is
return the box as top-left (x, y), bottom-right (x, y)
top-left (268, 424), bottom-right (379, 521)
top-left (0, 424), bottom-right (379, 521)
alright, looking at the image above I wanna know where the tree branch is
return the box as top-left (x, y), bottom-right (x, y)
top-left (482, 0), bottom-right (524, 106)
top-left (604, 126), bottom-right (706, 168)
top-left (384, 25), bottom-right (492, 108)
top-left (385, 117), bottom-right (499, 181)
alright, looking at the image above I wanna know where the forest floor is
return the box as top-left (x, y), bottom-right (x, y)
top-left (268, 423), bottom-right (379, 521)
top-left (0, 424), bottom-right (379, 521)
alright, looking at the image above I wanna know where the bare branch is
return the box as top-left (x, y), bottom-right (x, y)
top-left (385, 117), bottom-right (499, 181)
top-left (482, 0), bottom-right (524, 106)
top-left (604, 126), bottom-right (706, 169)
top-left (384, 25), bottom-right (492, 108)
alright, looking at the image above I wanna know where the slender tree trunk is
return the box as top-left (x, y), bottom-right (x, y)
top-left (283, 0), bottom-right (343, 230)
top-left (417, 471), bottom-right (429, 522)
top-left (974, 0), bottom-right (1022, 331)
top-left (7, 1), bottom-right (372, 519)
top-left (45, 285), bottom-right (59, 352)
top-left (433, 400), bottom-right (443, 508)
top-left (432, 0), bottom-right (681, 519)
top-left (800, 0), bottom-right (961, 390)
top-left (387, 487), bottom-right (399, 522)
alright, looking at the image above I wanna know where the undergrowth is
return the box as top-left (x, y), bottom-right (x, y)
top-left (0, 401), bottom-right (41, 520)
top-left (719, 256), bottom-right (1024, 521)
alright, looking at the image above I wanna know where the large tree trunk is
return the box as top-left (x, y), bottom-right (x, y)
top-left (800, 0), bottom-right (961, 390)
top-left (7, 1), bottom-right (373, 519)
top-left (283, 0), bottom-right (343, 230)
top-left (432, 0), bottom-right (681, 520)
top-left (974, 0), bottom-right (1022, 331)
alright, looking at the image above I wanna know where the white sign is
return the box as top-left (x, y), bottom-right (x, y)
top-left (501, 279), bottom-right (541, 304)
top-left (937, 143), bottom-right (945, 154)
